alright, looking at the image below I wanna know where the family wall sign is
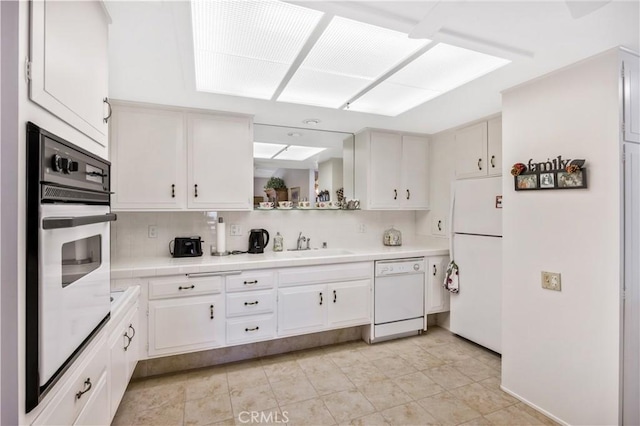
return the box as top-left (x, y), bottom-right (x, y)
top-left (511, 156), bottom-right (587, 191)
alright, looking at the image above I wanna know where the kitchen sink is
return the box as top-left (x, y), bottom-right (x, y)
top-left (285, 248), bottom-right (354, 258)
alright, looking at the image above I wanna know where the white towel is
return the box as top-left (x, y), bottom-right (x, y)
top-left (444, 260), bottom-right (459, 293)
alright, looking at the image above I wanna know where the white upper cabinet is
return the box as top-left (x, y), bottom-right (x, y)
top-left (624, 55), bottom-right (640, 143)
top-left (109, 102), bottom-right (254, 211)
top-left (355, 129), bottom-right (430, 210)
top-left (111, 104), bottom-right (186, 210)
top-left (30, 0), bottom-right (110, 158)
top-left (455, 118), bottom-right (502, 178)
top-left (187, 113), bottom-right (253, 210)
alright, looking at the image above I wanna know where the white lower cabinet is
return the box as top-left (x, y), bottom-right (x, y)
top-left (32, 333), bottom-right (109, 426)
top-left (278, 284), bottom-right (327, 336)
top-left (148, 294), bottom-right (225, 356)
top-left (277, 262), bottom-right (372, 337)
top-left (327, 280), bottom-right (371, 327)
top-left (426, 256), bottom-right (450, 314)
top-left (108, 295), bottom-right (140, 421)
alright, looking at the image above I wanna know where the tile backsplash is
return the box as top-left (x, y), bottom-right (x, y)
top-left (112, 210), bottom-right (417, 261)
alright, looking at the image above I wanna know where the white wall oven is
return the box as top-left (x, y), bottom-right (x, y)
top-left (25, 123), bottom-right (115, 412)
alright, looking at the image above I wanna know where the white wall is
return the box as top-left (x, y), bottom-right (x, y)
top-left (501, 49), bottom-right (622, 425)
top-left (111, 210), bottom-right (417, 260)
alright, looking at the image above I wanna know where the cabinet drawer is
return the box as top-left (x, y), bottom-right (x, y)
top-left (226, 315), bottom-right (275, 344)
top-left (73, 371), bottom-right (109, 426)
top-left (278, 262), bottom-right (372, 287)
top-left (226, 270), bottom-right (275, 292)
top-left (226, 290), bottom-right (275, 317)
top-left (149, 275), bottom-right (223, 299)
top-left (33, 334), bottom-right (108, 426)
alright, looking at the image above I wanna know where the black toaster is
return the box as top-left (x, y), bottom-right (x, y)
top-left (170, 236), bottom-right (203, 258)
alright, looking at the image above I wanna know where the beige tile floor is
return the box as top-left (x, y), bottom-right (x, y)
top-left (112, 327), bottom-right (557, 426)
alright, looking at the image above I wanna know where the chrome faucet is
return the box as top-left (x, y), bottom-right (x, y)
top-left (296, 232), bottom-right (306, 250)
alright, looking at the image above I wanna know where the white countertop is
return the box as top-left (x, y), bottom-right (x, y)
top-left (111, 237), bottom-right (449, 279)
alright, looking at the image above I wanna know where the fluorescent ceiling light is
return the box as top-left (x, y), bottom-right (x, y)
top-left (349, 43), bottom-right (510, 116)
top-left (275, 145), bottom-right (325, 161)
top-left (277, 16), bottom-right (430, 108)
top-left (253, 142), bottom-right (325, 161)
top-left (254, 142), bottom-right (286, 159)
top-left (191, 0), bottom-right (323, 99)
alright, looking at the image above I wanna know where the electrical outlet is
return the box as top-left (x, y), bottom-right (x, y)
top-left (148, 225), bottom-right (158, 238)
top-left (541, 271), bottom-right (561, 291)
top-left (357, 223), bottom-right (366, 233)
top-left (230, 224), bottom-right (242, 236)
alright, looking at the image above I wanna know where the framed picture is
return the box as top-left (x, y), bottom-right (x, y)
top-left (539, 172), bottom-right (555, 189)
top-left (289, 186), bottom-right (300, 203)
top-left (515, 174), bottom-right (538, 190)
top-left (557, 170), bottom-right (587, 189)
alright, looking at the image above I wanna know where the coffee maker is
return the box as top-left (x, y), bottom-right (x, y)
top-left (248, 229), bottom-right (269, 254)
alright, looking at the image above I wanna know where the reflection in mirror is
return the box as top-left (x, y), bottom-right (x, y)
top-left (253, 124), bottom-right (355, 206)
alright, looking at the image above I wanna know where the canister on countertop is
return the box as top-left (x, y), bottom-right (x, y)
top-left (273, 231), bottom-right (284, 252)
top-left (383, 226), bottom-right (402, 246)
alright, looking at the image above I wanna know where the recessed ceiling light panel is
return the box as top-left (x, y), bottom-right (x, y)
top-left (278, 16), bottom-right (430, 108)
top-left (303, 118), bottom-right (321, 125)
top-left (349, 43), bottom-right (510, 116)
top-left (275, 145), bottom-right (325, 161)
top-left (191, 0), bottom-right (323, 99)
top-left (253, 142), bottom-right (287, 159)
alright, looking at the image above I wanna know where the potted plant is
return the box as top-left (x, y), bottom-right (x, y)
top-left (264, 177), bottom-right (288, 201)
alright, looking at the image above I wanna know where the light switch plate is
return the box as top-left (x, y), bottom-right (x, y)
top-left (541, 271), bottom-right (561, 291)
top-left (148, 225), bottom-right (157, 238)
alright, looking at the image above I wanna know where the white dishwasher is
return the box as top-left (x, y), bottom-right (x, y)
top-left (373, 258), bottom-right (425, 342)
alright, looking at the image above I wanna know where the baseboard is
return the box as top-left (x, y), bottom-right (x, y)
top-left (500, 385), bottom-right (568, 426)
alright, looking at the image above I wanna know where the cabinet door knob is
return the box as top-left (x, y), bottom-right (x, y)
top-left (210, 304), bottom-right (214, 319)
top-left (319, 292), bottom-right (323, 305)
top-left (194, 184), bottom-right (198, 198)
top-left (75, 378), bottom-right (93, 400)
top-left (478, 158), bottom-right (482, 170)
top-left (103, 98), bottom-right (112, 124)
top-left (433, 265), bottom-right (437, 276)
top-left (491, 155), bottom-right (496, 168)
top-left (393, 189), bottom-right (397, 200)
top-left (406, 189), bottom-right (410, 200)
top-left (333, 289), bottom-right (337, 303)
top-left (171, 184), bottom-right (175, 198)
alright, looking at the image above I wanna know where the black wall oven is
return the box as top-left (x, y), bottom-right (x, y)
top-left (25, 122), bottom-right (115, 412)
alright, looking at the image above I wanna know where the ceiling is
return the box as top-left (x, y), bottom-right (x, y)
top-left (105, 0), bottom-right (639, 135)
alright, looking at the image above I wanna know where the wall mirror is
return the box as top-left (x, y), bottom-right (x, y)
top-left (253, 124), bottom-right (355, 206)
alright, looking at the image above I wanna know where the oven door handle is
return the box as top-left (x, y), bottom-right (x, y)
top-left (42, 213), bottom-right (117, 230)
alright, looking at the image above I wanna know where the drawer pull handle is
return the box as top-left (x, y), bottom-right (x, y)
top-left (194, 184), bottom-right (198, 198)
top-left (75, 378), bottom-right (92, 400)
top-left (244, 280), bottom-right (258, 285)
top-left (491, 155), bottom-right (496, 168)
top-left (244, 301), bottom-right (259, 306)
top-left (478, 158), bottom-right (482, 170)
top-left (128, 324), bottom-right (136, 339)
top-left (179, 285), bottom-right (195, 290)
top-left (245, 326), bottom-right (260, 332)
top-left (393, 189), bottom-right (397, 200)
top-left (406, 189), bottom-right (410, 200)
top-left (333, 290), bottom-right (337, 303)
top-left (210, 304), bottom-right (214, 319)
top-left (103, 98), bottom-right (112, 124)
top-left (171, 184), bottom-right (175, 198)
top-left (437, 220), bottom-right (442, 231)
top-left (433, 265), bottom-right (437, 276)
top-left (319, 292), bottom-right (323, 305)
top-left (123, 333), bottom-right (132, 351)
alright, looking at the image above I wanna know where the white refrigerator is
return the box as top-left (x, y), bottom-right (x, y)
top-left (450, 176), bottom-right (502, 353)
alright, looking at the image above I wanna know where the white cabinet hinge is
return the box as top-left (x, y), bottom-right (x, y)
top-left (146, 308), bottom-right (149, 317)
top-left (621, 62), bottom-right (625, 79)
top-left (25, 58), bottom-right (32, 81)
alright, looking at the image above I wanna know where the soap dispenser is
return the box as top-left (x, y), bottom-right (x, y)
top-left (273, 232), bottom-right (284, 252)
